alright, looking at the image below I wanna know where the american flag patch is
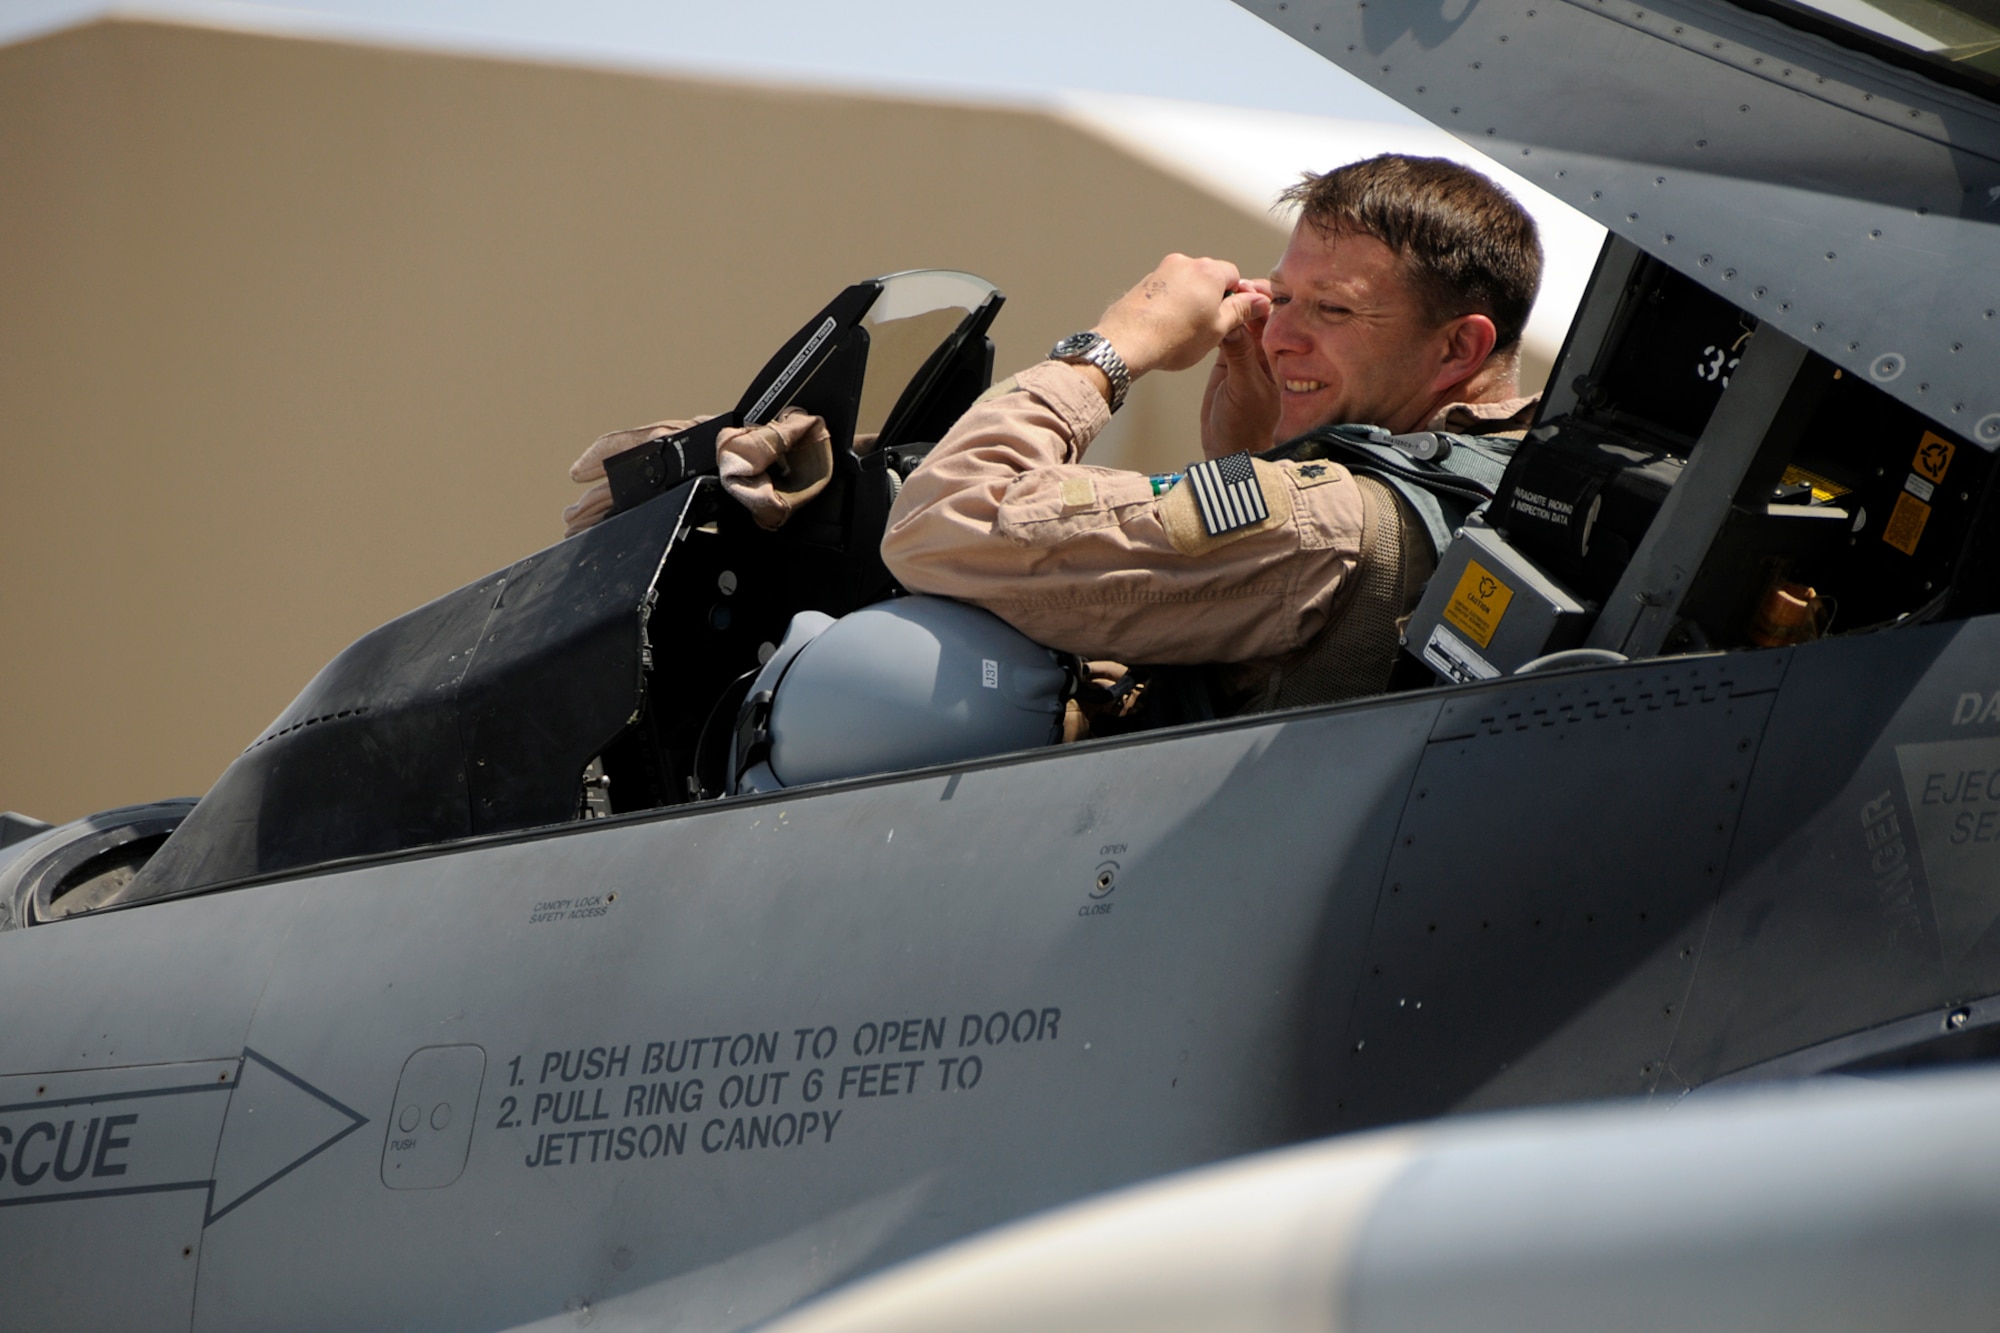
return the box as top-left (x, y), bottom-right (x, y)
top-left (1185, 453), bottom-right (1270, 537)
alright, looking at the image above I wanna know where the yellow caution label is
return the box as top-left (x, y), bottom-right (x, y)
top-left (1883, 490), bottom-right (1932, 556)
top-left (1913, 431), bottom-right (1956, 485)
top-left (1443, 558), bottom-right (1514, 648)
top-left (1780, 464), bottom-right (1851, 505)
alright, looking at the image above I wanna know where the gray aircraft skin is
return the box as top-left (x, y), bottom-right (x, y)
top-left (4, 0), bottom-right (2000, 1326)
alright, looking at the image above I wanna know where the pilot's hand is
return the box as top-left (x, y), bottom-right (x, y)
top-left (562, 416), bottom-right (712, 537)
top-left (716, 409), bottom-right (834, 531)
top-left (1199, 278), bottom-right (1280, 459)
top-left (1092, 254), bottom-right (1272, 381)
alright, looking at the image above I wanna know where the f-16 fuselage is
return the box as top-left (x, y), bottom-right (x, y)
top-left (7, 0), bottom-right (2000, 1325)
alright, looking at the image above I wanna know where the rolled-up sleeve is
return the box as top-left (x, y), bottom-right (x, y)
top-left (881, 361), bottom-right (1367, 664)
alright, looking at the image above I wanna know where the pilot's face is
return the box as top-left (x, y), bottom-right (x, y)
top-left (1262, 224), bottom-right (1452, 440)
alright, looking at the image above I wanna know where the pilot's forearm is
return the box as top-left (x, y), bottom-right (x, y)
top-left (881, 362), bottom-right (1366, 665)
top-left (882, 361), bottom-right (1116, 639)
top-left (884, 360), bottom-right (1111, 552)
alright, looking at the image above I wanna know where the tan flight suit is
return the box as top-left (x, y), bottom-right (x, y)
top-left (883, 360), bottom-right (1536, 713)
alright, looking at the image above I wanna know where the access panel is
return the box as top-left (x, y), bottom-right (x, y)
top-left (0, 1059), bottom-right (237, 1332)
top-left (1671, 616), bottom-right (2000, 1081)
top-left (1333, 651), bottom-right (1785, 1130)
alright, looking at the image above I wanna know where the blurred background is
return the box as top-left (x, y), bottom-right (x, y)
top-left (0, 0), bottom-right (1602, 822)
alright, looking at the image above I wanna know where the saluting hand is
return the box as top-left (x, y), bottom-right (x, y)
top-left (1200, 277), bottom-right (1280, 460)
top-left (1093, 254), bottom-right (1271, 380)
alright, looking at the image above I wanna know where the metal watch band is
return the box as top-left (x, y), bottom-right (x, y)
top-left (1049, 332), bottom-right (1130, 413)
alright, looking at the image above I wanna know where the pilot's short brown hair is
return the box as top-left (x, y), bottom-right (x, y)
top-left (1279, 154), bottom-right (1543, 353)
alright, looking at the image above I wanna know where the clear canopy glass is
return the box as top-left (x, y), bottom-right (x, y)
top-left (854, 270), bottom-right (1000, 440)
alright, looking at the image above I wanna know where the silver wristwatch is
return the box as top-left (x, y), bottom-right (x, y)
top-left (1049, 331), bottom-right (1131, 413)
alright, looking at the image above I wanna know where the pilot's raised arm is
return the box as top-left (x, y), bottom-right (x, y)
top-left (880, 337), bottom-right (1370, 667)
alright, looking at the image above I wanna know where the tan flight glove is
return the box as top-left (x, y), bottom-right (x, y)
top-left (562, 409), bottom-right (834, 537)
top-left (716, 409), bottom-right (834, 531)
top-left (563, 416), bottom-right (711, 538)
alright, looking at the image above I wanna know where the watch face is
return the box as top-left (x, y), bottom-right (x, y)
top-left (1049, 332), bottom-right (1125, 410)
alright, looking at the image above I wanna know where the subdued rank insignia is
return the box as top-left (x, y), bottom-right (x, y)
top-left (1284, 459), bottom-right (1344, 489)
top-left (1186, 453), bottom-right (1269, 537)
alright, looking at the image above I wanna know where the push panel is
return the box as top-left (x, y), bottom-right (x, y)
top-left (382, 1045), bottom-right (487, 1190)
top-left (1673, 617), bottom-right (2000, 1080)
top-left (1335, 652), bottom-right (1784, 1131)
top-left (188, 694), bottom-right (1434, 1331)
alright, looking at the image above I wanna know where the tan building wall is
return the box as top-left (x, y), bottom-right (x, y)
top-left (0, 19), bottom-right (1312, 822)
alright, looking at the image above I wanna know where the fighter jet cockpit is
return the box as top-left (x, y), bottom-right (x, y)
top-left (7, 226), bottom-right (1996, 924)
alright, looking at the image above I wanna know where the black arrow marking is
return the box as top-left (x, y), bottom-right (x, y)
top-left (0, 1050), bottom-right (366, 1224)
top-left (204, 1049), bottom-right (368, 1226)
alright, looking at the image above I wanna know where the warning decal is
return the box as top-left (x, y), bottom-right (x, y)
top-left (1913, 432), bottom-right (1956, 486)
top-left (1883, 490), bottom-right (1932, 556)
top-left (1443, 559), bottom-right (1514, 648)
top-left (1423, 623), bottom-right (1499, 683)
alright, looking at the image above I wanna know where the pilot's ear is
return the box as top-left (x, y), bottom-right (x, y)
top-left (1433, 313), bottom-right (1499, 390)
